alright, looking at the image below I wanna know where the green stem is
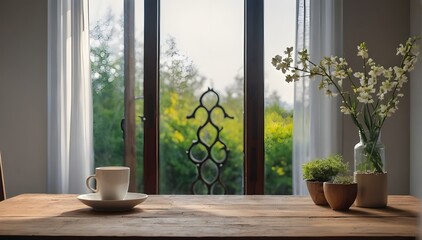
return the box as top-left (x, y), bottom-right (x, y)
top-left (363, 133), bottom-right (384, 173)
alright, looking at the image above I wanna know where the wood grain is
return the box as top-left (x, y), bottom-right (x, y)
top-left (0, 194), bottom-right (419, 239)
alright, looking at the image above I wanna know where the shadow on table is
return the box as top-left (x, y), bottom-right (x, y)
top-left (59, 207), bottom-right (144, 217)
top-left (344, 205), bottom-right (419, 217)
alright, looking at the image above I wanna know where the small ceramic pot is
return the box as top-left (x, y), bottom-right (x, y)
top-left (323, 182), bottom-right (358, 211)
top-left (306, 181), bottom-right (328, 206)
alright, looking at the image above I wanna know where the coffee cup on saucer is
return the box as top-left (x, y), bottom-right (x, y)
top-left (86, 166), bottom-right (130, 200)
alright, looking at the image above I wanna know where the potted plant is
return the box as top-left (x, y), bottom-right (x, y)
top-left (323, 175), bottom-right (357, 211)
top-left (302, 155), bottom-right (348, 206)
top-left (272, 37), bottom-right (420, 207)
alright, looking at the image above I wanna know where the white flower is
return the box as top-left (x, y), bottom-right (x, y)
top-left (353, 72), bottom-right (364, 79)
top-left (379, 104), bottom-right (388, 112)
top-left (397, 74), bottom-right (408, 88)
top-left (369, 65), bottom-right (384, 78)
top-left (340, 106), bottom-right (352, 114)
top-left (292, 73), bottom-right (300, 81)
top-left (357, 42), bottom-right (368, 59)
top-left (357, 92), bottom-right (374, 104)
top-left (334, 70), bottom-right (347, 80)
top-left (354, 72), bottom-right (366, 85)
top-left (377, 80), bottom-right (394, 100)
top-left (388, 106), bottom-right (397, 116)
top-left (383, 100), bottom-right (400, 117)
top-left (298, 49), bottom-right (309, 69)
top-left (403, 57), bottom-right (417, 71)
top-left (382, 80), bottom-right (394, 91)
top-left (356, 86), bottom-right (375, 103)
top-left (338, 57), bottom-right (348, 67)
top-left (284, 47), bottom-right (294, 56)
top-left (367, 75), bottom-right (377, 86)
top-left (394, 66), bottom-right (405, 79)
top-left (286, 73), bottom-right (300, 82)
top-left (283, 55), bottom-right (294, 66)
top-left (325, 89), bottom-right (338, 97)
top-left (358, 50), bottom-right (368, 59)
top-left (396, 44), bottom-right (407, 56)
top-left (310, 66), bottom-right (320, 77)
top-left (378, 102), bottom-right (399, 118)
top-left (378, 104), bottom-right (388, 118)
top-left (383, 67), bottom-right (393, 80)
top-left (321, 57), bottom-right (333, 67)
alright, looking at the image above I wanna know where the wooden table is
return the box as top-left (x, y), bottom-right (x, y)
top-left (0, 194), bottom-right (419, 239)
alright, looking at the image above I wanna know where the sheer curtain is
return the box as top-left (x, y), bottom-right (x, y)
top-left (293, 0), bottom-right (343, 195)
top-left (47, 0), bottom-right (93, 194)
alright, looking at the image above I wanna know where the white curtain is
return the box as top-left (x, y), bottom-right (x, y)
top-left (48, 0), bottom-right (93, 194)
top-left (293, 0), bottom-right (343, 195)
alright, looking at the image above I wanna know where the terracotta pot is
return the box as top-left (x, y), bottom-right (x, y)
top-left (354, 172), bottom-right (387, 208)
top-left (306, 181), bottom-right (328, 206)
top-left (323, 182), bottom-right (358, 211)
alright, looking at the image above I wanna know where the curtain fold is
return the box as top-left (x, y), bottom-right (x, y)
top-left (48, 0), bottom-right (93, 194)
top-left (293, 0), bottom-right (343, 195)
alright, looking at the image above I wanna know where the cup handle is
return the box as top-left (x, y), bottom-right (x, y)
top-left (86, 175), bottom-right (98, 192)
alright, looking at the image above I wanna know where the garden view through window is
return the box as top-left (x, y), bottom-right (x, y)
top-left (89, 0), bottom-right (295, 194)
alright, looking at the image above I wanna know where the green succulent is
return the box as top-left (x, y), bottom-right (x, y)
top-left (302, 155), bottom-right (348, 182)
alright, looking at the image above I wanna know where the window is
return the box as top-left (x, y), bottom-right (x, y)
top-left (89, 0), bottom-right (145, 192)
top-left (264, 0), bottom-right (296, 194)
top-left (89, 0), bottom-right (295, 194)
top-left (160, 0), bottom-right (244, 194)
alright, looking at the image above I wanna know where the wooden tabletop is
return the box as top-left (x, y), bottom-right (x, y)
top-left (0, 194), bottom-right (419, 239)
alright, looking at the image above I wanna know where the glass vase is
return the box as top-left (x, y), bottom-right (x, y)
top-left (354, 131), bottom-right (385, 173)
top-left (354, 130), bottom-right (388, 207)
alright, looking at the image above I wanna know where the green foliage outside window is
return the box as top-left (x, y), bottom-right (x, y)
top-left (90, 14), bottom-right (293, 195)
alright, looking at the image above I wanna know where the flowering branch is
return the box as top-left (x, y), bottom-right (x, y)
top-left (272, 37), bottom-right (420, 173)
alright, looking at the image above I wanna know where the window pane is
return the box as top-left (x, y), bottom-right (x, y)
top-left (90, 0), bottom-right (125, 168)
top-left (159, 0), bottom-right (244, 194)
top-left (134, 0), bottom-right (145, 193)
top-left (264, 0), bottom-right (296, 194)
top-left (89, 0), bottom-right (145, 193)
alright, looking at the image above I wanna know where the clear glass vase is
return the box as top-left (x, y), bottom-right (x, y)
top-left (354, 130), bottom-right (388, 207)
top-left (354, 131), bottom-right (385, 173)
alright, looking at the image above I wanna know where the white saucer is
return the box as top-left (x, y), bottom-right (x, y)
top-left (77, 192), bottom-right (148, 211)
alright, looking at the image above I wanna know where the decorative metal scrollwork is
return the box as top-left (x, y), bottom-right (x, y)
top-left (186, 88), bottom-right (234, 194)
top-left (120, 116), bottom-right (145, 140)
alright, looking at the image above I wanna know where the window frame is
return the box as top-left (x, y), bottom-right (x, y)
top-left (244, 0), bottom-right (264, 194)
top-left (142, 0), bottom-right (160, 194)
top-left (123, 0), bottom-right (138, 192)
top-left (123, 0), bottom-right (265, 194)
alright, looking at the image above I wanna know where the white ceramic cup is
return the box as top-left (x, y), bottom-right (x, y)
top-left (86, 166), bottom-right (130, 200)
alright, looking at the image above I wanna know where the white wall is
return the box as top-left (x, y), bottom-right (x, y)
top-left (410, 0), bottom-right (422, 198)
top-left (343, 0), bottom-right (411, 194)
top-left (0, 0), bottom-right (48, 197)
